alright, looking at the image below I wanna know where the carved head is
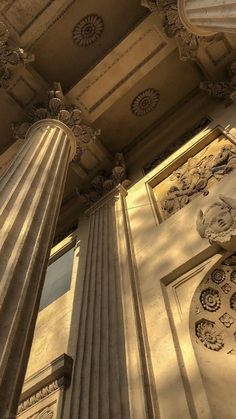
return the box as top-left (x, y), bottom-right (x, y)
top-left (197, 195), bottom-right (236, 245)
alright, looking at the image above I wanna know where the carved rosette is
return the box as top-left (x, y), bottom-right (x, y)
top-left (0, 21), bottom-right (34, 88)
top-left (191, 253), bottom-right (236, 353)
top-left (196, 195), bottom-right (236, 250)
top-left (72, 14), bottom-right (104, 47)
top-left (13, 83), bottom-right (100, 161)
top-left (195, 320), bottom-right (224, 351)
top-left (200, 288), bottom-right (221, 312)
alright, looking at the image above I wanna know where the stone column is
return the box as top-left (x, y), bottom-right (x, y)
top-left (0, 119), bottom-right (76, 419)
top-left (178, 0), bottom-right (236, 35)
top-left (66, 186), bottom-right (150, 419)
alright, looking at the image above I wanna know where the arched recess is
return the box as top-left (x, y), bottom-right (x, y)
top-left (190, 253), bottom-right (236, 419)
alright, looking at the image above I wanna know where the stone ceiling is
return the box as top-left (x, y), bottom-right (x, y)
top-left (0, 0), bottom-right (236, 240)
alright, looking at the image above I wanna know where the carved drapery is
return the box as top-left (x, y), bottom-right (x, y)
top-left (179, 0), bottom-right (236, 36)
top-left (0, 21), bottom-right (34, 88)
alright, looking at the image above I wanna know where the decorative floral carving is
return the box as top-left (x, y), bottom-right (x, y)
top-left (230, 270), bottom-right (236, 284)
top-left (196, 196), bottom-right (236, 248)
top-left (221, 283), bottom-right (232, 294)
top-left (196, 320), bottom-right (224, 351)
top-left (77, 152), bottom-right (131, 204)
top-left (142, 0), bottom-right (214, 61)
top-left (72, 15), bottom-right (104, 47)
top-left (13, 82), bottom-right (100, 161)
top-left (200, 59), bottom-right (236, 103)
top-left (230, 293), bottom-right (236, 310)
top-left (219, 312), bottom-right (234, 328)
top-left (200, 288), bottom-right (221, 312)
top-left (17, 378), bottom-right (64, 414)
top-left (131, 88), bottom-right (160, 117)
top-left (160, 140), bottom-right (236, 219)
top-left (0, 21), bottom-right (34, 88)
top-left (211, 268), bottom-right (225, 284)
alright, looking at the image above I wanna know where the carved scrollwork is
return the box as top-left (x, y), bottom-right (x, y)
top-left (0, 21), bottom-right (34, 88)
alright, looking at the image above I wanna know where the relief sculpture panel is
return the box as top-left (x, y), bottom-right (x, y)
top-left (153, 135), bottom-right (236, 220)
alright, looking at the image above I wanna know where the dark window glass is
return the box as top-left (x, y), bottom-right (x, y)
top-left (39, 246), bottom-right (74, 311)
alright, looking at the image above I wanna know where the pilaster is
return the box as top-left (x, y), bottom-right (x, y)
top-left (66, 186), bottom-right (148, 419)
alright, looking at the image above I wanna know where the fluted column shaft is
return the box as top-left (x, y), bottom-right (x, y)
top-left (178, 0), bottom-right (236, 35)
top-left (68, 186), bottom-right (148, 419)
top-left (0, 119), bottom-right (76, 419)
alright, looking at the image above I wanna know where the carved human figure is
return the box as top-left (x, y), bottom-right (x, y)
top-left (196, 195), bottom-right (236, 248)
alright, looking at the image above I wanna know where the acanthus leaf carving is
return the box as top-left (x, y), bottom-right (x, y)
top-left (141, 0), bottom-right (212, 61)
top-left (12, 82), bottom-right (100, 162)
top-left (77, 152), bottom-right (131, 205)
top-left (200, 59), bottom-right (236, 103)
top-left (0, 21), bottom-right (34, 89)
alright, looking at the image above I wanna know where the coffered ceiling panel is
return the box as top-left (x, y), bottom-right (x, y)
top-left (94, 49), bottom-right (202, 153)
top-left (31, 0), bottom-right (148, 90)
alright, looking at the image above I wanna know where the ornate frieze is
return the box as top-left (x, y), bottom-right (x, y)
top-left (72, 14), bottom-right (104, 47)
top-left (17, 379), bottom-right (64, 415)
top-left (13, 82), bottom-right (100, 160)
top-left (0, 21), bottom-right (34, 88)
top-left (196, 195), bottom-right (236, 249)
top-left (131, 88), bottom-right (160, 117)
top-left (154, 136), bottom-right (236, 220)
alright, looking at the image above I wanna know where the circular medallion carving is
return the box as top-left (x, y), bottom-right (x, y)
top-left (200, 288), bottom-right (221, 312)
top-left (195, 320), bottom-right (224, 351)
top-left (131, 88), bottom-right (160, 117)
top-left (72, 14), bottom-right (104, 47)
top-left (230, 292), bottom-right (236, 310)
top-left (211, 268), bottom-right (225, 284)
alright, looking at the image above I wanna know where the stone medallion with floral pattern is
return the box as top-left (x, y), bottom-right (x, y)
top-left (72, 14), bottom-right (104, 47)
top-left (191, 252), bottom-right (236, 353)
top-left (131, 88), bottom-right (160, 117)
